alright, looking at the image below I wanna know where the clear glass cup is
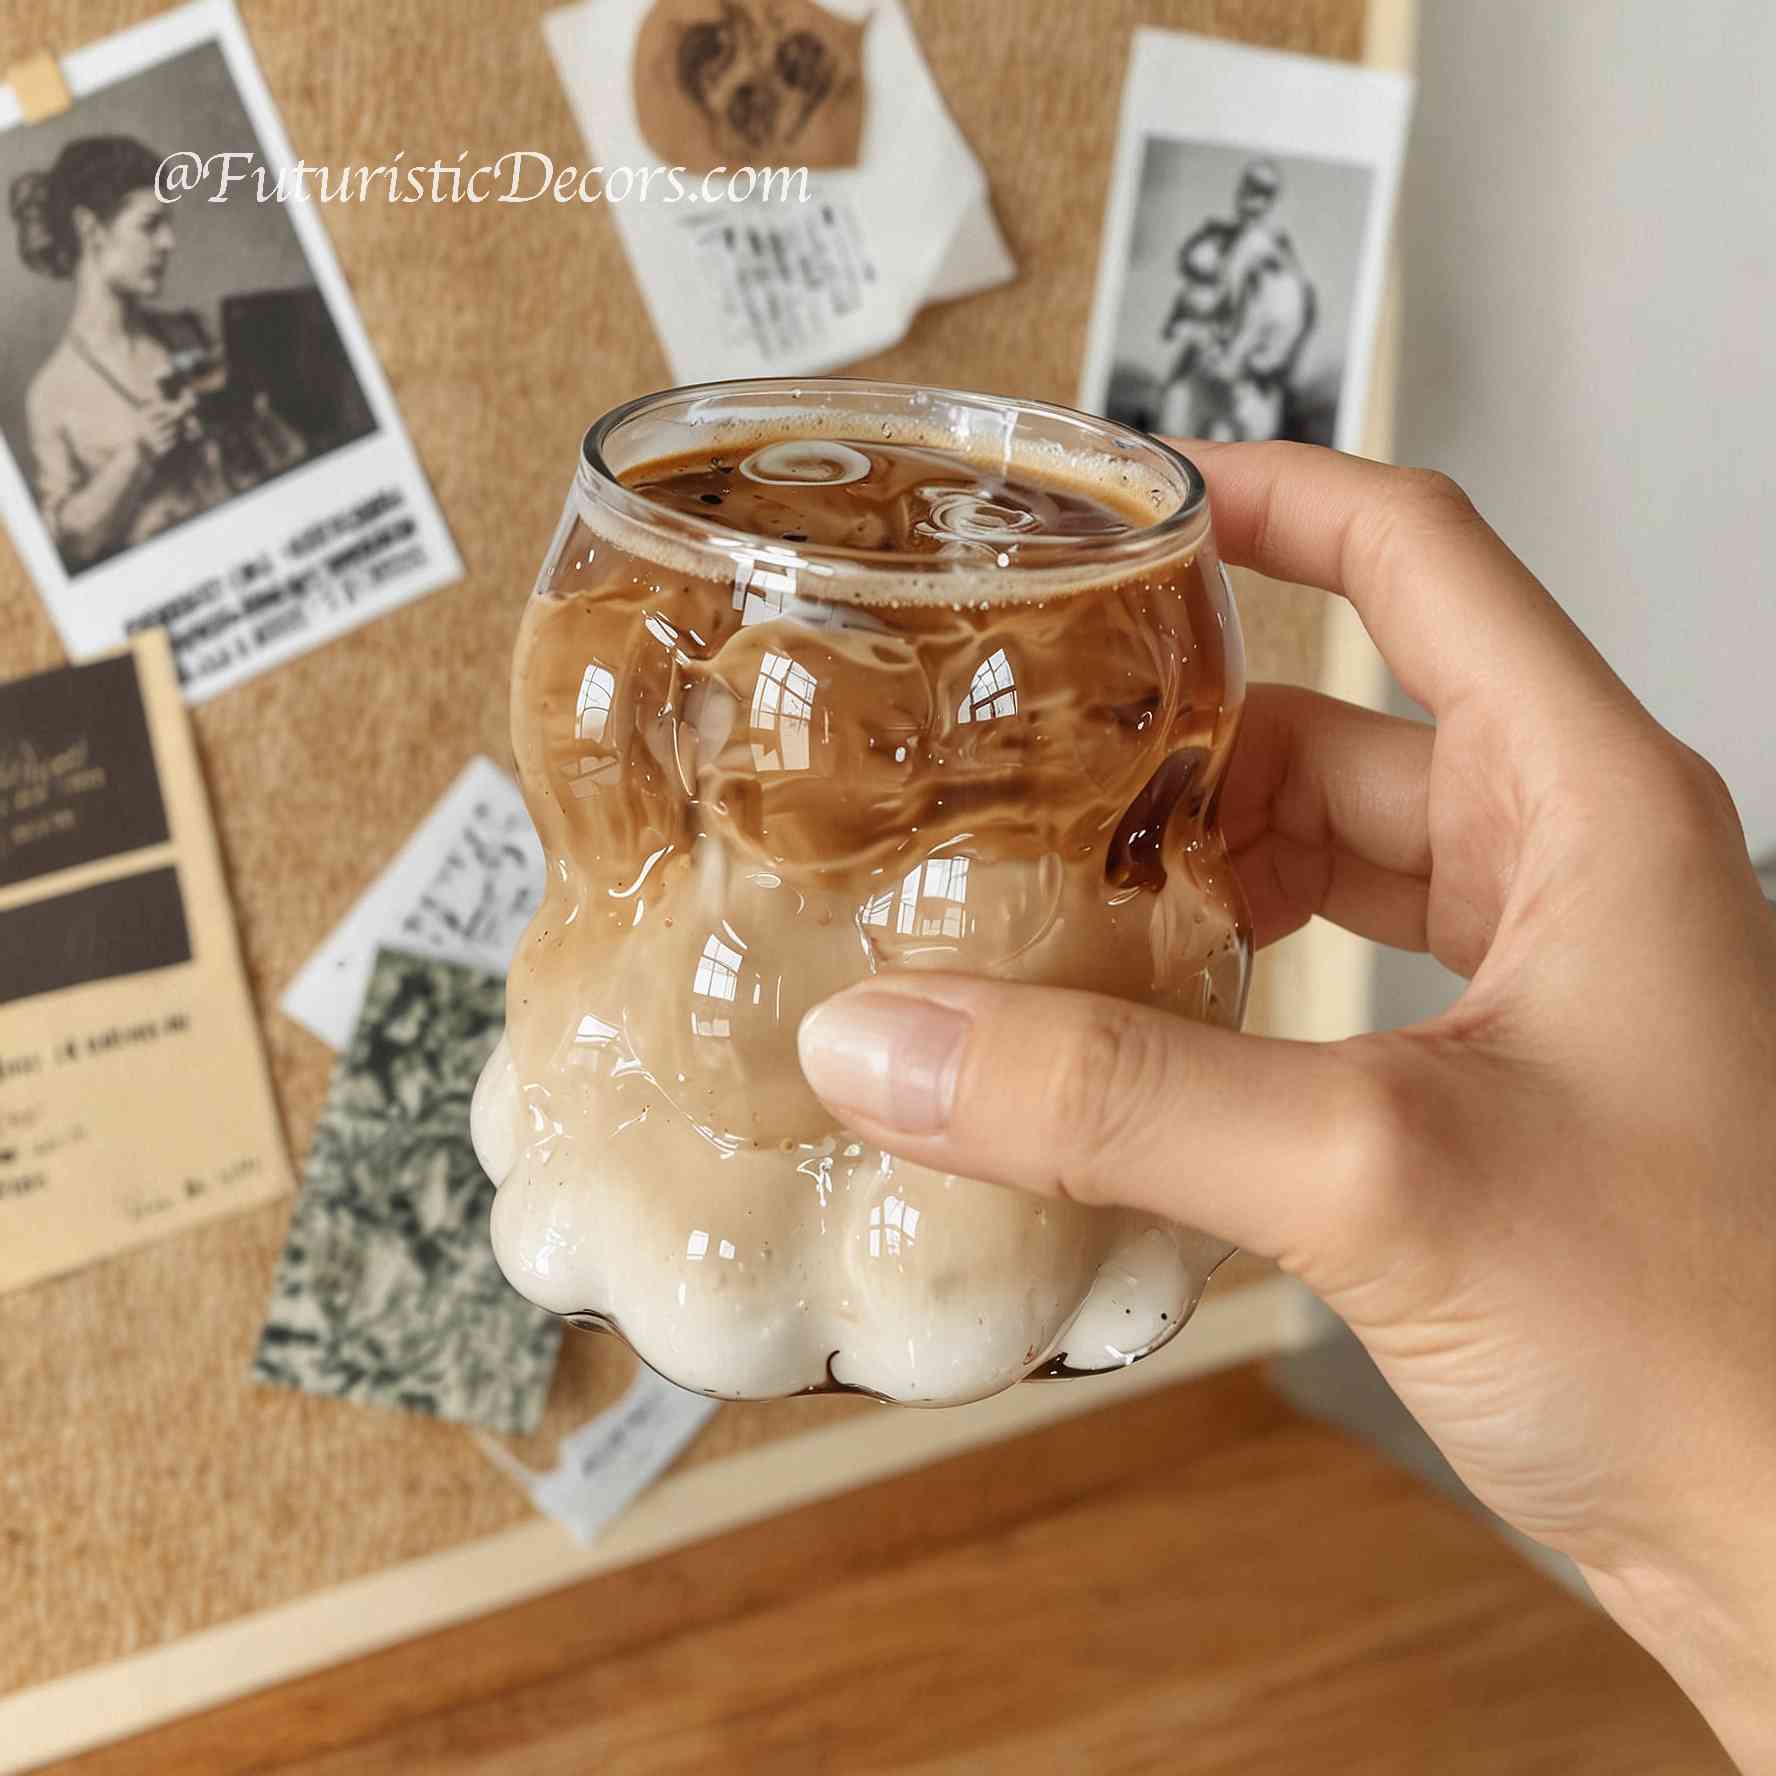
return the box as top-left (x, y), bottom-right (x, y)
top-left (472, 378), bottom-right (1251, 1406)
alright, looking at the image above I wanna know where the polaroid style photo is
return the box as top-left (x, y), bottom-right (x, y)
top-left (0, 0), bottom-right (461, 702)
top-left (1079, 30), bottom-right (1413, 452)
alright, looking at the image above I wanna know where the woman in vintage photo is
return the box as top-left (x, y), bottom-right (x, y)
top-left (8, 134), bottom-right (304, 573)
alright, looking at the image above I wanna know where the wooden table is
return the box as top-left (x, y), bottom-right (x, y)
top-left (45, 1364), bottom-right (1727, 1774)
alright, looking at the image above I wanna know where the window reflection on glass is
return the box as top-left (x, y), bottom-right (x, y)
top-left (733, 549), bottom-right (840, 629)
top-left (643, 613), bottom-right (683, 655)
top-left (860, 855), bottom-right (972, 940)
top-left (691, 932), bottom-right (743, 1037)
top-left (575, 661), bottom-right (616, 741)
top-left (568, 754), bottom-right (620, 799)
top-left (867, 1193), bottom-right (921, 1258)
top-left (749, 649), bottom-right (818, 772)
top-left (957, 646), bottom-right (1018, 723)
top-left (682, 1228), bottom-right (739, 1261)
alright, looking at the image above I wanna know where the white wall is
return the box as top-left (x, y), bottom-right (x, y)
top-left (1374, 0), bottom-right (1776, 1028)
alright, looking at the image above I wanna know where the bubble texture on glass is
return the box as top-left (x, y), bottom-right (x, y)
top-left (473, 383), bottom-right (1251, 1406)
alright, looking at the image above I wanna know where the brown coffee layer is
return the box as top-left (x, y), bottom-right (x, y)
top-left (627, 437), bottom-right (1155, 556)
top-left (506, 432), bottom-right (1244, 1146)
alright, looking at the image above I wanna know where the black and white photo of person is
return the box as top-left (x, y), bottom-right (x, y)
top-left (0, 5), bottom-right (460, 704)
top-left (1096, 138), bottom-right (1376, 448)
top-left (1157, 158), bottom-right (1318, 442)
top-left (9, 135), bottom-right (307, 573)
top-left (0, 39), bottom-right (378, 579)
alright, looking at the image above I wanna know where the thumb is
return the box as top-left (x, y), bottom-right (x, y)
top-left (797, 974), bottom-right (1396, 1270)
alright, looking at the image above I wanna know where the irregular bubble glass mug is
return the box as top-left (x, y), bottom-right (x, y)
top-left (472, 379), bottom-right (1251, 1406)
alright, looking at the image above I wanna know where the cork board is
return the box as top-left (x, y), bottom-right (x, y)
top-left (0, 0), bottom-right (1364, 1700)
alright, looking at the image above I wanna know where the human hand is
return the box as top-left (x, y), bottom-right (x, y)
top-left (135, 394), bottom-right (193, 461)
top-left (796, 444), bottom-right (1776, 1767)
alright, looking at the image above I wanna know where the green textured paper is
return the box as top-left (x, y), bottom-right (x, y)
top-left (252, 947), bottom-right (560, 1432)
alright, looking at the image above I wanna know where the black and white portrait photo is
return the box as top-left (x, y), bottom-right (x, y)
top-left (0, 2), bottom-right (460, 702)
top-left (1081, 30), bottom-right (1412, 455)
top-left (1104, 143), bottom-right (1370, 446)
top-left (0, 43), bottom-right (375, 577)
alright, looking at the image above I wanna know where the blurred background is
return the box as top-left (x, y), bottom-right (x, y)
top-left (0, 1), bottom-right (1769, 1770)
top-left (1377, 0), bottom-right (1776, 1031)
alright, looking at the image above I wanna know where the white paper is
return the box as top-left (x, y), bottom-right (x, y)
top-left (1078, 30), bottom-right (1413, 454)
top-left (0, 1), bottom-right (463, 702)
top-left (280, 757), bottom-right (544, 1051)
top-left (543, 0), bottom-right (1014, 381)
top-left (927, 195), bottom-right (1018, 307)
top-left (480, 1366), bottom-right (720, 1545)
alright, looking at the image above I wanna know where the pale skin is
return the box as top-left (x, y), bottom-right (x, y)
top-left (798, 443), bottom-right (1776, 1771)
top-left (52, 190), bottom-right (195, 566)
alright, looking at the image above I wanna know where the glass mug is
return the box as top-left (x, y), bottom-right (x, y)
top-left (472, 378), bottom-right (1251, 1406)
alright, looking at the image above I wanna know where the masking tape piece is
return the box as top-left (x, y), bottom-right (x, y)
top-left (8, 52), bottom-right (73, 122)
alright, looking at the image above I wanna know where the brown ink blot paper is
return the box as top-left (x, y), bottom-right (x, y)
top-left (546, 0), bottom-right (1015, 381)
top-left (631, 0), bottom-right (866, 172)
top-left (252, 948), bottom-right (562, 1435)
top-left (0, 630), bottom-right (291, 1295)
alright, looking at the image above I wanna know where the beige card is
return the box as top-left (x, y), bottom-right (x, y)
top-left (0, 631), bottom-right (289, 1293)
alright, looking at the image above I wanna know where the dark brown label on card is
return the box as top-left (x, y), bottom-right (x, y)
top-left (0, 866), bottom-right (191, 1005)
top-left (0, 653), bottom-right (169, 888)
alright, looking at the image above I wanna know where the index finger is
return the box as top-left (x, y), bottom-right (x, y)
top-left (1180, 440), bottom-right (1629, 721)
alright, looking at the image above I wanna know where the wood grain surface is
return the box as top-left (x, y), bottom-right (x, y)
top-left (41, 1365), bottom-right (1730, 1774)
top-left (0, 0), bottom-right (1356, 1699)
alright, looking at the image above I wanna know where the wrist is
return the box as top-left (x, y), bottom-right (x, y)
top-left (1584, 1549), bottom-right (1776, 1769)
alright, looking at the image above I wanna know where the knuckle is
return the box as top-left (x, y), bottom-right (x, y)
top-left (1047, 1004), bottom-right (1163, 1203)
top-left (1345, 466), bottom-right (1483, 593)
top-left (1400, 466), bottom-right (1478, 524)
top-left (1628, 736), bottom-right (1744, 856)
top-left (1668, 741), bottom-right (1739, 826)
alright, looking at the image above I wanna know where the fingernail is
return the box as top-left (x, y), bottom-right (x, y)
top-left (797, 992), bottom-right (970, 1134)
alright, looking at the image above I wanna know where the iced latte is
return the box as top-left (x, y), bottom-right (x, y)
top-left (473, 380), bottom-right (1250, 1405)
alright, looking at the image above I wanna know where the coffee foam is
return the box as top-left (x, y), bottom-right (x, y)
top-left (575, 412), bottom-right (1209, 609)
top-left (472, 1032), bottom-right (1237, 1402)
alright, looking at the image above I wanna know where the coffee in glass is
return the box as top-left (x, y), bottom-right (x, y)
top-left (473, 378), bottom-right (1250, 1405)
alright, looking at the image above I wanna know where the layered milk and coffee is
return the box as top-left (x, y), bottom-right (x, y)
top-left (473, 405), bottom-right (1250, 1404)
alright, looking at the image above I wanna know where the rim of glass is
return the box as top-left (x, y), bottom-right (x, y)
top-left (577, 377), bottom-right (1210, 577)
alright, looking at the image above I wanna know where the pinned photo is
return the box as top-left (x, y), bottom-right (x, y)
top-left (0, 1), bottom-right (461, 701)
top-left (1080, 30), bottom-right (1413, 452)
top-left (279, 756), bottom-right (545, 1054)
top-left (545, 0), bottom-right (1015, 382)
